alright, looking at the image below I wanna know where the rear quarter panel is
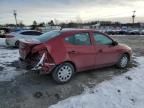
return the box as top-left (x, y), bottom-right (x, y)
top-left (45, 35), bottom-right (68, 64)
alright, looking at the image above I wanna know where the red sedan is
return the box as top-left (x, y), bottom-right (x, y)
top-left (19, 29), bottom-right (132, 83)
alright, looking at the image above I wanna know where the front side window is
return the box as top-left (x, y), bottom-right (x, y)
top-left (65, 33), bottom-right (91, 45)
top-left (21, 31), bottom-right (42, 35)
top-left (30, 31), bottom-right (42, 35)
top-left (93, 33), bottom-right (112, 45)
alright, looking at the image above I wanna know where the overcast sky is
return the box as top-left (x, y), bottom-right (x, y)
top-left (0, 0), bottom-right (144, 25)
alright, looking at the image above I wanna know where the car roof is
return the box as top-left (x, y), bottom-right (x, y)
top-left (17, 30), bottom-right (42, 33)
top-left (8, 30), bottom-right (42, 35)
top-left (60, 28), bottom-right (96, 33)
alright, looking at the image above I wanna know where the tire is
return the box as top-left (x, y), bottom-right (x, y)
top-left (52, 63), bottom-right (75, 83)
top-left (116, 54), bottom-right (129, 68)
top-left (15, 41), bottom-right (20, 48)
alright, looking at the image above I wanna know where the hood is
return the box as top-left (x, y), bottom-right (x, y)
top-left (118, 43), bottom-right (132, 51)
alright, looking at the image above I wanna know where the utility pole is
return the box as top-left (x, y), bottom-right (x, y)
top-left (132, 10), bottom-right (136, 24)
top-left (13, 10), bottom-right (18, 27)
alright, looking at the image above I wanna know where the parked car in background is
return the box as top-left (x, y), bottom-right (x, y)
top-left (104, 29), bottom-right (128, 35)
top-left (127, 29), bottom-right (140, 35)
top-left (105, 29), bottom-right (114, 35)
top-left (117, 29), bottom-right (128, 35)
top-left (140, 29), bottom-right (144, 35)
top-left (5, 30), bottom-right (42, 47)
top-left (19, 29), bottom-right (132, 83)
top-left (0, 28), bottom-right (11, 38)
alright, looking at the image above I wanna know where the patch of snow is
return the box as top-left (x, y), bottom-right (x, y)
top-left (0, 38), bottom-right (6, 46)
top-left (0, 48), bottom-right (19, 64)
top-left (50, 57), bottom-right (144, 108)
top-left (0, 47), bottom-right (26, 81)
top-left (0, 67), bottom-right (26, 81)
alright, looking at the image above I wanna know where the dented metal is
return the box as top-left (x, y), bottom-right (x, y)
top-left (31, 53), bottom-right (45, 70)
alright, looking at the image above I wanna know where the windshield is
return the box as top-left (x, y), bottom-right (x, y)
top-left (35, 30), bottom-right (61, 42)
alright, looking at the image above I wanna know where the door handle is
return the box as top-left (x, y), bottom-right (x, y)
top-left (69, 51), bottom-right (78, 54)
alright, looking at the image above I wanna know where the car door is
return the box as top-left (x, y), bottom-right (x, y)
top-left (92, 32), bottom-right (120, 66)
top-left (64, 32), bottom-right (96, 71)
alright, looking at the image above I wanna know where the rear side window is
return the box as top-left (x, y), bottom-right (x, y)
top-left (65, 33), bottom-right (91, 45)
top-left (21, 31), bottom-right (42, 36)
top-left (93, 33), bottom-right (112, 45)
top-left (35, 30), bottom-right (61, 42)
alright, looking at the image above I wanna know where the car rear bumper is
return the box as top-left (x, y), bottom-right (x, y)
top-left (19, 53), bottom-right (56, 74)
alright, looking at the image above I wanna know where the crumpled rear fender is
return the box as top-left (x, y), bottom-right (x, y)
top-left (31, 44), bottom-right (47, 54)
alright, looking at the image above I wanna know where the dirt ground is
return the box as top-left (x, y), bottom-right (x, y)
top-left (0, 35), bottom-right (144, 108)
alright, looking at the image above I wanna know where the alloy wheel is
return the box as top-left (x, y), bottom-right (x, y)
top-left (57, 65), bottom-right (73, 82)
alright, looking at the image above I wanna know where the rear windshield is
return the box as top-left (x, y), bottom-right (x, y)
top-left (35, 30), bottom-right (60, 42)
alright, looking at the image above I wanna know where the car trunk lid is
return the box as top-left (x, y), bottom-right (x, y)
top-left (19, 38), bottom-right (41, 59)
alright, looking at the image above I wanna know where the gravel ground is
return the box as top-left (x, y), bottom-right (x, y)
top-left (0, 35), bottom-right (143, 108)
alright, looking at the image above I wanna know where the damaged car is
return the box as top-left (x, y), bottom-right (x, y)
top-left (19, 29), bottom-right (132, 83)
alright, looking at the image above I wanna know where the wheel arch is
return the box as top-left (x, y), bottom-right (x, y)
top-left (123, 52), bottom-right (131, 60)
top-left (62, 61), bottom-right (77, 72)
top-left (15, 40), bottom-right (20, 47)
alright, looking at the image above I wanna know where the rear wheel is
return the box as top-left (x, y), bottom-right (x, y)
top-left (116, 54), bottom-right (129, 68)
top-left (15, 41), bottom-right (20, 48)
top-left (52, 63), bottom-right (75, 83)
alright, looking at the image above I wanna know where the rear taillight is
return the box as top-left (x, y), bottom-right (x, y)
top-left (6, 35), bottom-right (14, 38)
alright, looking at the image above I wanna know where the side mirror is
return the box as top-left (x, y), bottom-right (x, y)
top-left (112, 41), bottom-right (118, 46)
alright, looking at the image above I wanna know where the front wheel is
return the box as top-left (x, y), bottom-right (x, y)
top-left (52, 63), bottom-right (75, 83)
top-left (116, 54), bottom-right (129, 68)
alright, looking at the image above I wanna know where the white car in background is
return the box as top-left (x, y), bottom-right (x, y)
top-left (140, 29), bottom-right (144, 35)
top-left (5, 30), bottom-right (42, 47)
